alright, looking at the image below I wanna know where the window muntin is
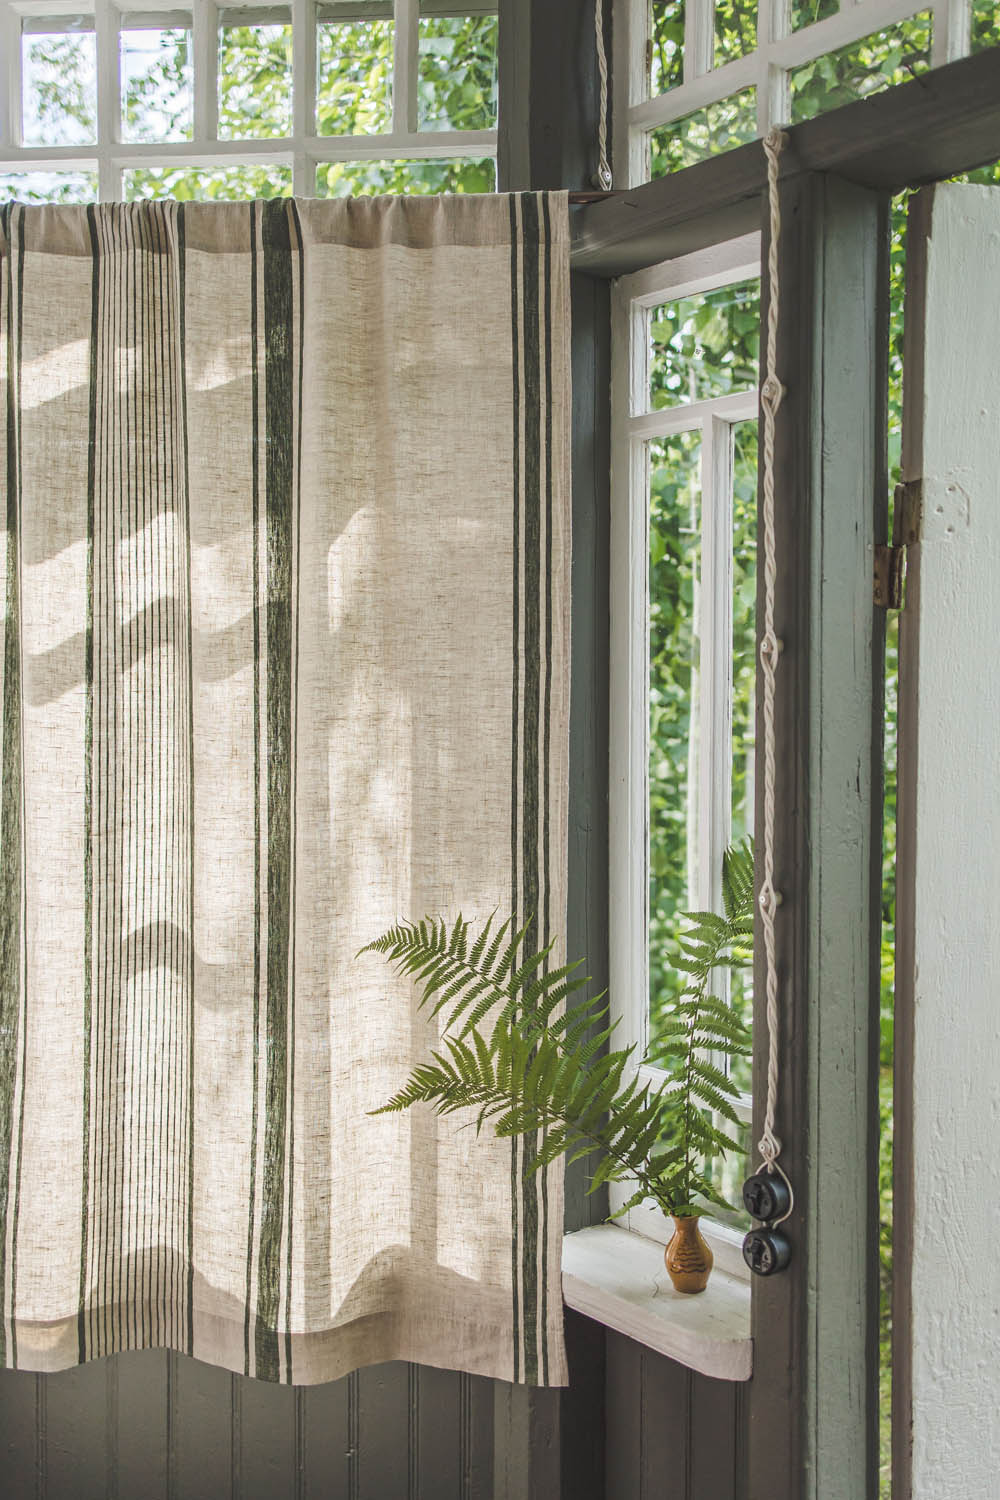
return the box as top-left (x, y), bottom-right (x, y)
top-left (619, 0), bottom-right (997, 185)
top-left (1, 0), bottom-right (497, 202)
top-left (610, 234), bottom-right (761, 1245)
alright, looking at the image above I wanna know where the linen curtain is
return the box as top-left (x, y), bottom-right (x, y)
top-left (0, 193), bottom-right (570, 1386)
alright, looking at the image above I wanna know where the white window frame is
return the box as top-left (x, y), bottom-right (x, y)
top-left (613, 0), bottom-right (979, 187)
top-left (609, 230), bottom-right (761, 1278)
top-left (0, 0), bottom-right (496, 198)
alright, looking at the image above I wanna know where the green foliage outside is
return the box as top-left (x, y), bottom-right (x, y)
top-left (364, 844), bottom-right (752, 1221)
top-left (8, 15), bottom-right (497, 203)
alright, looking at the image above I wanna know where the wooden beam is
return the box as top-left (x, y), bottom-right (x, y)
top-left (498, 0), bottom-right (604, 192)
top-left (570, 48), bottom-right (1000, 278)
top-left (746, 172), bottom-right (887, 1500)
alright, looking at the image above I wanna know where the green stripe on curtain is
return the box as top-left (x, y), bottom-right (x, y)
top-left (255, 198), bottom-right (302, 1385)
top-left (0, 206), bottom-right (24, 1369)
top-left (0, 195), bottom-right (571, 1388)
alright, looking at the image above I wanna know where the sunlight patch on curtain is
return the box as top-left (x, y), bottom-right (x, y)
top-left (0, 192), bottom-right (570, 1386)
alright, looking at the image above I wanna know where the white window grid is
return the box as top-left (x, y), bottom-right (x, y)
top-left (613, 0), bottom-right (986, 185)
top-left (609, 231), bottom-right (760, 1268)
top-left (0, 0), bottom-right (497, 198)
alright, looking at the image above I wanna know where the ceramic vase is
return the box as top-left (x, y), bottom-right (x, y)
top-left (664, 1214), bottom-right (713, 1294)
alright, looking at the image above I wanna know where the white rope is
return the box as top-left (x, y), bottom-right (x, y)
top-left (756, 126), bottom-right (793, 1226)
top-left (593, 0), bottom-right (613, 190)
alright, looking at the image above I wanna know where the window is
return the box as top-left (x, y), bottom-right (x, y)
top-left (614, 0), bottom-right (998, 184)
top-left (0, 0), bottom-right (498, 202)
top-left (609, 232), bottom-right (761, 1258)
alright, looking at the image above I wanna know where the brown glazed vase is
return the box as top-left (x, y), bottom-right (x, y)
top-left (664, 1214), bottom-right (713, 1293)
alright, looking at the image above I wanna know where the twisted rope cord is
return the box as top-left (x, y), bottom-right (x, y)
top-left (593, 0), bottom-right (613, 190)
top-left (757, 126), bottom-right (793, 1224)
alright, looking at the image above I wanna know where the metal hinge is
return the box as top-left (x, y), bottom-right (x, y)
top-left (874, 480), bottom-right (922, 609)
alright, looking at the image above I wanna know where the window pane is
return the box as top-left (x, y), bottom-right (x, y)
top-left (315, 158), bottom-right (495, 195)
top-left (124, 165), bottom-right (293, 200)
top-left (715, 0), bottom-right (756, 66)
top-left (218, 19), bottom-right (293, 139)
top-left (417, 11), bottom-right (498, 132)
top-left (649, 280), bottom-right (760, 409)
top-left (790, 13), bottom-right (932, 122)
top-left (317, 18), bottom-right (393, 136)
top-left (0, 170), bottom-right (98, 203)
top-left (650, 1), bottom-right (683, 94)
top-left (122, 25), bottom-right (193, 143)
top-left (650, 89), bottom-right (756, 177)
top-left (22, 23), bottom-right (97, 146)
top-left (648, 429), bottom-right (701, 1063)
top-left (790, 0), bottom-right (838, 32)
top-left (972, 0), bottom-right (1000, 49)
top-left (729, 417), bottom-right (757, 1097)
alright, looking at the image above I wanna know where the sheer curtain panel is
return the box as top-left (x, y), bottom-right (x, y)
top-left (0, 193), bottom-right (570, 1386)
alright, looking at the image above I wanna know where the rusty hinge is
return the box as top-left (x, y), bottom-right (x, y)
top-left (874, 480), bottom-right (923, 609)
top-left (874, 544), bottom-right (905, 609)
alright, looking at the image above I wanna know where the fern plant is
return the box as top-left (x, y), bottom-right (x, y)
top-left (362, 839), bottom-right (754, 1220)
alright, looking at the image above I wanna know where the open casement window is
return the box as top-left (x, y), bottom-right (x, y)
top-left (0, 0), bottom-right (498, 201)
top-left (608, 231), bottom-right (760, 1272)
top-left (612, 0), bottom-right (1000, 187)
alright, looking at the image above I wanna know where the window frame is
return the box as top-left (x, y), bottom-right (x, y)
top-left (612, 0), bottom-right (981, 188)
top-left (608, 228), bottom-right (761, 1275)
top-left (0, 0), bottom-right (497, 199)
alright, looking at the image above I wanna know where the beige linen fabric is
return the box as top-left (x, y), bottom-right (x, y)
top-left (0, 193), bottom-right (571, 1386)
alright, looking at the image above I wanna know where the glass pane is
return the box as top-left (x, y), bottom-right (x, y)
top-left (124, 165), bottom-right (293, 200)
top-left (729, 417), bottom-right (757, 1097)
top-left (649, 279), bottom-right (760, 409)
top-left (0, 170), bottom-right (98, 203)
top-left (715, 0), bottom-right (757, 65)
top-left (317, 18), bottom-right (393, 136)
top-left (650, 89), bottom-right (756, 177)
top-left (648, 429), bottom-right (702, 1065)
top-left (218, 19), bottom-right (293, 139)
top-left (316, 158), bottom-right (495, 195)
top-left (122, 26), bottom-right (193, 143)
top-left (650, 1), bottom-right (684, 94)
top-left (417, 11), bottom-right (498, 131)
top-left (790, 0), bottom-right (838, 32)
top-left (790, 13), bottom-right (932, 123)
top-left (971, 0), bottom-right (1000, 49)
top-left (22, 23), bottom-right (97, 146)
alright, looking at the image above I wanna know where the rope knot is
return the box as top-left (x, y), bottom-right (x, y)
top-left (758, 1124), bottom-right (783, 1167)
top-left (759, 628), bottom-right (782, 662)
top-left (760, 372), bottom-right (785, 413)
top-left (758, 881), bottom-right (781, 920)
top-left (763, 127), bottom-right (789, 162)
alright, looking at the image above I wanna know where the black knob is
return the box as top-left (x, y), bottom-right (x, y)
top-left (742, 1171), bottom-right (791, 1224)
top-left (742, 1227), bottom-right (792, 1277)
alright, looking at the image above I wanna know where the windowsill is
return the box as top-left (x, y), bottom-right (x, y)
top-left (561, 1225), bottom-right (752, 1381)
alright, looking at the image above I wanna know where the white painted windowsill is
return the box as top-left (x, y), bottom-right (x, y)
top-left (561, 1225), bottom-right (753, 1381)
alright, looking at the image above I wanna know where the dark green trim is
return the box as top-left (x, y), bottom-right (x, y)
top-left (255, 197), bottom-right (297, 1383)
top-left (78, 203), bottom-right (100, 1364)
top-left (177, 203), bottom-right (197, 1357)
top-left (245, 199), bottom-right (262, 1378)
top-left (0, 206), bottom-right (24, 1368)
top-left (507, 191), bottom-right (522, 1384)
top-left (283, 197), bottom-right (304, 1385)
top-left (518, 190), bottom-right (542, 1387)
